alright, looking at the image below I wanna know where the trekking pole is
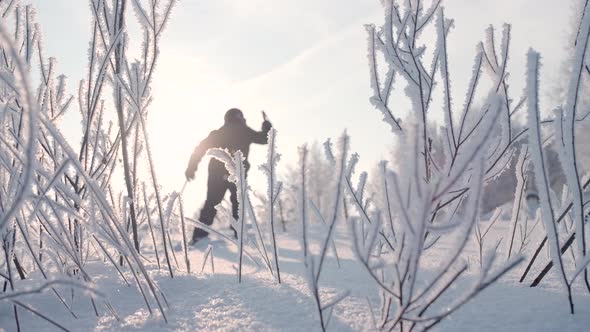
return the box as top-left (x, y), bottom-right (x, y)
top-left (180, 180), bottom-right (188, 196)
top-left (178, 179), bottom-right (191, 273)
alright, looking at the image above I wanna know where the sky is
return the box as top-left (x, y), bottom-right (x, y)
top-left (29, 0), bottom-right (573, 216)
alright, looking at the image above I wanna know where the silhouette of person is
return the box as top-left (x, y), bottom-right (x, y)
top-left (185, 108), bottom-right (272, 244)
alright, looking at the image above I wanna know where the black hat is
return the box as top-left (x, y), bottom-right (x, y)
top-left (224, 108), bottom-right (245, 124)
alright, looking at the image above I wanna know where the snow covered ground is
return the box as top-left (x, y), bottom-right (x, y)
top-left (1, 217), bottom-right (589, 331)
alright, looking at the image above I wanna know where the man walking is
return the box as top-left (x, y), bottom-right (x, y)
top-left (185, 108), bottom-right (272, 244)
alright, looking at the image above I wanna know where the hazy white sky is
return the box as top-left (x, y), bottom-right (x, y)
top-left (30, 0), bottom-right (573, 215)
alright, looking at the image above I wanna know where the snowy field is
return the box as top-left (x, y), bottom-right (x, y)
top-left (2, 218), bottom-right (589, 331)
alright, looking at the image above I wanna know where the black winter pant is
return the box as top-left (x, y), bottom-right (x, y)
top-left (192, 174), bottom-right (239, 240)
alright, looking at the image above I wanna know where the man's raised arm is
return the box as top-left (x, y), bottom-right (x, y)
top-left (250, 111), bottom-right (272, 144)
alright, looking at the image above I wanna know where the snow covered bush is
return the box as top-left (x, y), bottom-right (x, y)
top-left (519, 0), bottom-right (590, 313)
top-left (297, 138), bottom-right (351, 332)
top-left (281, 141), bottom-right (343, 230)
top-left (0, 0), bottom-right (180, 328)
top-left (342, 0), bottom-right (540, 329)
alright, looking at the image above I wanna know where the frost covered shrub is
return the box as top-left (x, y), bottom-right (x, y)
top-left (344, 0), bottom-right (537, 329)
top-left (519, 0), bottom-right (590, 313)
top-left (0, 0), bottom-right (180, 328)
top-left (552, 0), bottom-right (590, 177)
top-left (297, 134), bottom-right (351, 332)
top-left (281, 141), bottom-right (340, 230)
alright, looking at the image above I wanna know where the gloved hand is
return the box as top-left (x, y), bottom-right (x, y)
top-left (185, 167), bottom-right (196, 181)
top-left (261, 111), bottom-right (272, 131)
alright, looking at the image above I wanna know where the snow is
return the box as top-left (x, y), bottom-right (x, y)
top-left (3, 1), bottom-right (590, 331)
top-left (2, 218), bottom-right (589, 331)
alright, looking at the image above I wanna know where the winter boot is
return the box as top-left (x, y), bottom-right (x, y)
top-left (189, 227), bottom-right (208, 246)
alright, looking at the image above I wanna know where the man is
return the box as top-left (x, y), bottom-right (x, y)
top-left (185, 108), bottom-right (272, 244)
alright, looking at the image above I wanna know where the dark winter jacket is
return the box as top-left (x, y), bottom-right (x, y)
top-left (186, 120), bottom-right (272, 179)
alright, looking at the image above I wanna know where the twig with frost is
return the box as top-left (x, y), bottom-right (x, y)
top-left (245, 193), bottom-right (274, 274)
top-left (0, 279), bottom-right (103, 301)
top-left (142, 183), bottom-right (160, 269)
top-left (207, 148), bottom-right (248, 282)
top-left (474, 208), bottom-right (503, 268)
top-left (0, 15), bottom-right (39, 234)
top-left (201, 244), bottom-right (214, 274)
top-left (526, 49), bottom-right (573, 313)
top-left (299, 145), bottom-right (310, 267)
top-left (178, 196), bottom-right (190, 274)
top-left (507, 145), bottom-right (529, 259)
top-left (553, 0), bottom-right (590, 291)
top-left (259, 128), bottom-right (282, 282)
top-left (10, 300), bottom-right (69, 332)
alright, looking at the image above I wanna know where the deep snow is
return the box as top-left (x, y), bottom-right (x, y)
top-left (1, 218), bottom-right (589, 331)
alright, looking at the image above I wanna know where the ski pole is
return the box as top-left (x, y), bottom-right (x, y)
top-left (180, 180), bottom-right (188, 196)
